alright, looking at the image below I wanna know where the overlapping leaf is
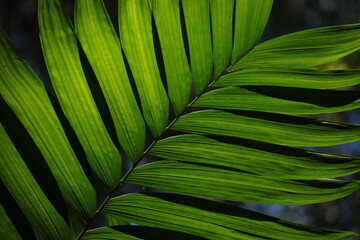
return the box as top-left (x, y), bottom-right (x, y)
top-left (153, 0), bottom-right (192, 114)
top-left (39, 0), bottom-right (122, 189)
top-left (230, 23), bottom-right (360, 69)
top-left (102, 193), bottom-right (357, 240)
top-left (75, 0), bottom-right (146, 161)
top-left (0, 203), bottom-right (22, 240)
top-left (127, 161), bottom-right (360, 205)
top-left (194, 87), bottom-right (360, 114)
top-left (172, 110), bottom-right (360, 147)
top-left (150, 134), bottom-right (360, 179)
top-left (118, 0), bottom-right (169, 137)
top-left (1, 0), bottom-right (359, 239)
top-left (181, 0), bottom-right (213, 93)
top-left (216, 68), bottom-right (360, 88)
top-left (0, 125), bottom-right (70, 239)
top-left (0, 29), bottom-right (96, 220)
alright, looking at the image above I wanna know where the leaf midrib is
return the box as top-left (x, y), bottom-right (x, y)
top-left (75, 64), bottom-right (231, 239)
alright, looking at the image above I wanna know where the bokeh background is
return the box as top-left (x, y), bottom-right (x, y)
top-left (1, 0), bottom-right (360, 238)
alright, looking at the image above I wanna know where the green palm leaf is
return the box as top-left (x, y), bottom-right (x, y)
top-left (0, 0), bottom-right (359, 239)
top-left (0, 29), bottom-right (96, 220)
top-left (103, 193), bottom-right (357, 240)
top-left (39, 0), bottom-right (122, 189)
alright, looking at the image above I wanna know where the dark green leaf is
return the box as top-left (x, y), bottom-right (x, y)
top-left (153, 0), bottom-right (192, 114)
top-left (216, 68), bottom-right (360, 89)
top-left (171, 110), bottom-right (360, 147)
top-left (0, 203), bottom-right (22, 240)
top-left (103, 193), bottom-right (357, 240)
top-left (194, 87), bottom-right (360, 114)
top-left (150, 134), bottom-right (360, 179)
top-left (127, 161), bottom-right (360, 205)
top-left (0, 125), bottom-right (70, 239)
top-left (0, 28), bottom-right (96, 219)
top-left (211, 0), bottom-right (234, 77)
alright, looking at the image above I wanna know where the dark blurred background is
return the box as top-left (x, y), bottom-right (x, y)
top-left (1, 0), bottom-right (359, 238)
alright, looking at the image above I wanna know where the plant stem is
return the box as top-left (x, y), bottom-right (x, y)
top-left (76, 67), bottom-right (229, 239)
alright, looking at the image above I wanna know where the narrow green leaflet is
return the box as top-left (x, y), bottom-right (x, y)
top-left (127, 161), bottom-right (360, 205)
top-left (0, 29), bottom-right (96, 219)
top-left (38, 0), bottom-right (121, 189)
top-left (84, 227), bottom-right (140, 240)
top-left (0, 203), bottom-right (22, 240)
top-left (103, 193), bottom-right (357, 240)
top-left (182, 0), bottom-right (213, 94)
top-left (171, 110), bottom-right (360, 147)
top-left (230, 23), bottom-right (360, 70)
top-left (216, 68), bottom-right (360, 88)
top-left (106, 214), bottom-right (129, 226)
top-left (85, 226), bottom-right (207, 240)
top-left (231, 0), bottom-right (272, 63)
top-left (119, 0), bottom-right (169, 137)
top-left (75, 0), bottom-right (145, 161)
top-left (150, 134), bottom-right (360, 179)
top-left (194, 87), bottom-right (360, 114)
top-left (0, 126), bottom-right (70, 239)
top-left (211, 0), bottom-right (234, 77)
top-left (153, 0), bottom-right (192, 115)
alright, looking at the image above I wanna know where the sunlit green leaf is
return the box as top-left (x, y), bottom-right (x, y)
top-left (104, 193), bottom-right (357, 240)
top-left (216, 68), bottom-right (360, 88)
top-left (84, 227), bottom-right (140, 240)
top-left (0, 125), bottom-right (70, 239)
top-left (0, 203), bottom-right (22, 240)
top-left (118, 0), bottom-right (169, 137)
top-left (150, 134), bottom-right (360, 179)
top-left (231, 23), bottom-right (360, 70)
top-left (127, 161), bottom-right (360, 205)
top-left (75, 0), bottom-right (145, 161)
top-left (231, 0), bottom-right (272, 63)
top-left (153, 0), bottom-right (192, 115)
top-left (172, 110), bottom-right (360, 146)
top-left (194, 87), bottom-right (360, 114)
top-left (0, 29), bottom-right (96, 220)
top-left (38, 0), bottom-right (121, 189)
top-left (181, 0), bottom-right (213, 94)
top-left (211, 0), bottom-right (234, 77)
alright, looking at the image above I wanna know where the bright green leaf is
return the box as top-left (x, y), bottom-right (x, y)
top-left (194, 87), bottom-right (360, 114)
top-left (84, 227), bottom-right (140, 240)
top-left (0, 203), bottom-right (22, 240)
top-left (127, 161), bottom-right (360, 205)
top-left (171, 110), bottom-right (360, 147)
top-left (181, 0), bottom-right (213, 94)
top-left (216, 68), bottom-right (360, 89)
top-left (153, 0), bottom-right (192, 115)
top-left (0, 125), bottom-right (70, 239)
top-left (118, 0), bottom-right (169, 137)
top-left (75, 0), bottom-right (146, 161)
top-left (211, 0), bottom-right (234, 77)
top-left (104, 193), bottom-right (357, 240)
top-left (150, 134), bottom-right (360, 179)
top-left (38, 0), bottom-right (121, 189)
top-left (230, 23), bottom-right (360, 70)
top-left (231, 0), bottom-right (273, 63)
top-left (0, 29), bottom-right (96, 220)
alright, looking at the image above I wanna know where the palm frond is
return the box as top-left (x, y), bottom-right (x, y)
top-left (0, 0), bottom-right (359, 239)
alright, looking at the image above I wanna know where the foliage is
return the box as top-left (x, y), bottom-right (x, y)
top-left (1, 0), bottom-right (360, 239)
